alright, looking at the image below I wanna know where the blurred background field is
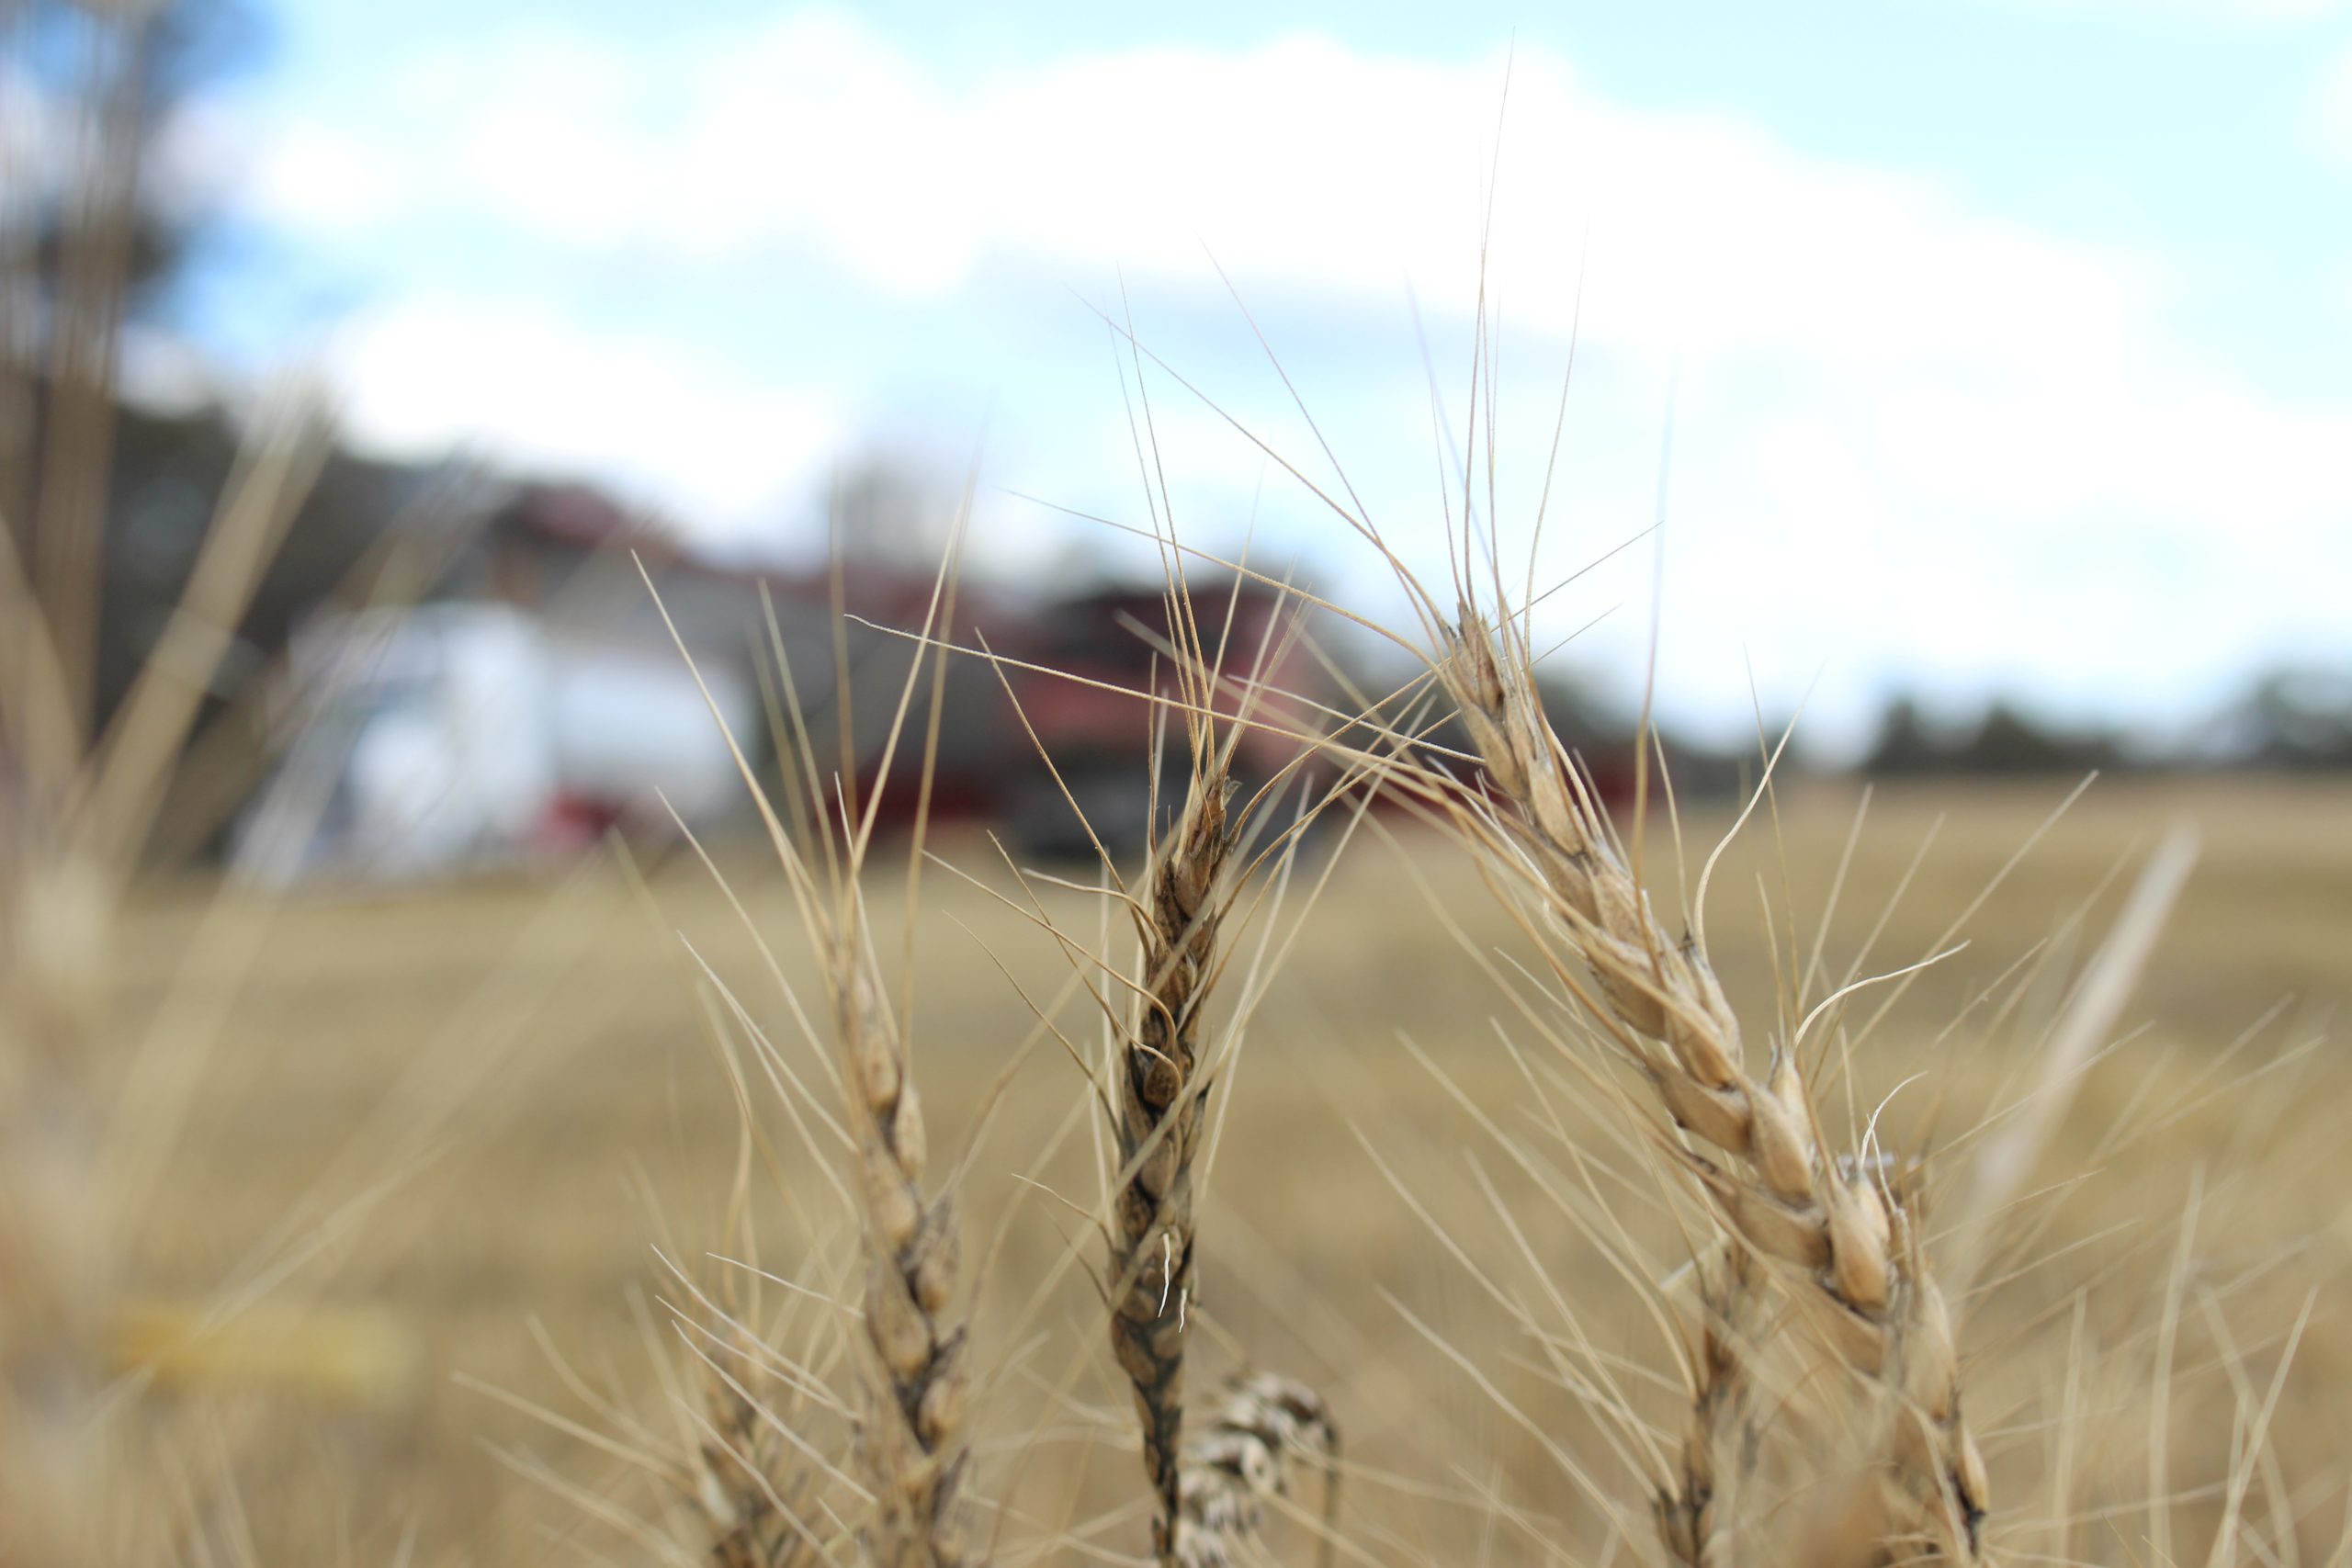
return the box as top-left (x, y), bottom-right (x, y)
top-left (114, 773), bottom-right (2352, 1560)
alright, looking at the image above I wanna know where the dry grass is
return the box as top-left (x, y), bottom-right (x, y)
top-left (83, 773), bottom-right (2349, 1563)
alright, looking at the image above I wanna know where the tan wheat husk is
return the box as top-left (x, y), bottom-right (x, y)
top-left (1427, 608), bottom-right (1989, 1563)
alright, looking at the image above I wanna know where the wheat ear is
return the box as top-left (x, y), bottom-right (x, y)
top-left (831, 866), bottom-right (969, 1568)
top-left (1432, 610), bottom-right (1989, 1563)
top-left (694, 1331), bottom-right (831, 1568)
top-left (1657, 1244), bottom-right (1758, 1568)
top-left (1111, 747), bottom-right (1235, 1565)
top-left (639, 517), bottom-right (974, 1566)
top-left (1173, 1372), bottom-right (1341, 1568)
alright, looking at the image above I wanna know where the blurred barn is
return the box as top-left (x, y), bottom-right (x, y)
top-left (250, 481), bottom-right (1330, 877)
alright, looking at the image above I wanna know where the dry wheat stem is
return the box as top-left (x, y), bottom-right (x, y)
top-left (1430, 608), bottom-right (1990, 1564)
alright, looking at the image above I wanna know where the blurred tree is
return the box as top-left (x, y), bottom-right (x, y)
top-left (2229, 666), bottom-right (2352, 771)
top-left (5, 0), bottom-right (258, 317)
top-left (3, 3), bottom-right (486, 869)
top-left (1864, 694), bottom-right (1942, 775)
top-left (1864, 692), bottom-right (2117, 777)
top-left (1965, 699), bottom-right (2116, 775)
top-left (829, 449), bottom-right (960, 573)
top-left (4, 0), bottom-right (263, 737)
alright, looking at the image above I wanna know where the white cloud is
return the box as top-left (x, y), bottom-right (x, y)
top-left (236, 13), bottom-right (2160, 376)
top-left (328, 298), bottom-right (841, 535)
top-left (211, 9), bottom-right (2352, 738)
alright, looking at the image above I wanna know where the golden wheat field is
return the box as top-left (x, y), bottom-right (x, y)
top-left (98, 773), bottom-right (2351, 1565)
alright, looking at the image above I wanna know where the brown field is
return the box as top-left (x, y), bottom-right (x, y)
top-left (109, 773), bottom-right (2352, 1563)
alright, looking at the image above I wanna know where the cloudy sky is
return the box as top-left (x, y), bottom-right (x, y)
top-left (175, 0), bottom-right (2352, 750)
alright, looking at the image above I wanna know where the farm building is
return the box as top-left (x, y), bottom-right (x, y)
top-left (243, 481), bottom-right (1334, 878)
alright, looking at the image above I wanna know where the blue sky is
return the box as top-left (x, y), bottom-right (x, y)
top-left (164, 0), bottom-right (2352, 750)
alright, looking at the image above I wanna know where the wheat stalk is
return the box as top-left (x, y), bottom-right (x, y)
top-left (1426, 608), bottom-right (1989, 1563)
